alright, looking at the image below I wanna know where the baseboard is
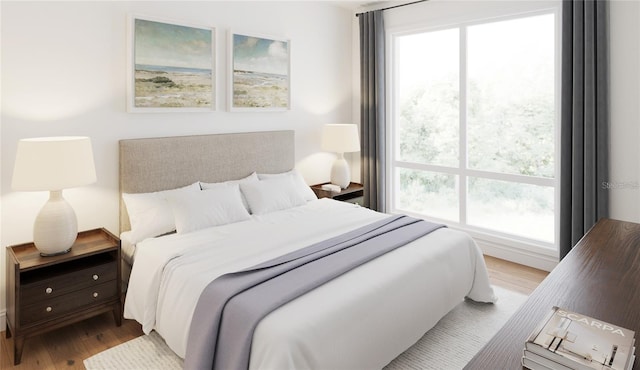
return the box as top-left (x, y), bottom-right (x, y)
top-left (390, 210), bottom-right (559, 272)
top-left (474, 237), bottom-right (558, 272)
top-left (0, 309), bottom-right (5, 332)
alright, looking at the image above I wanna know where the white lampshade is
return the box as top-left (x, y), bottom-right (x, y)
top-left (322, 124), bottom-right (360, 189)
top-left (321, 124), bottom-right (360, 153)
top-left (12, 136), bottom-right (97, 256)
top-left (12, 136), bottom-right (96, 191)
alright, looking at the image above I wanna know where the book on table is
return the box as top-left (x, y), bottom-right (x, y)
top-left (522, 354), bottom-right (563, 370)
top-left (523, 349), bottom-right (572, 370)
top-left (521, 306), bottom-right (636, 370)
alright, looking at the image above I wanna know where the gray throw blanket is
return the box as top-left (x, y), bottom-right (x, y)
top-left (184, 215), bottom-right (444, 370)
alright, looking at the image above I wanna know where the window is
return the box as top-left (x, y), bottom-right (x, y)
top-left (390, 11), bottom-right (558, 248)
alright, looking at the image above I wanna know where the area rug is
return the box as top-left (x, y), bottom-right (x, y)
top-left (84, 286), bottom-right (526, 370)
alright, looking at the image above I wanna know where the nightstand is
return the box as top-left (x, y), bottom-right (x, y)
top-left (311, 182), bottom-right (364, 205)
top-left (5, 228), bottom-right (122, 365)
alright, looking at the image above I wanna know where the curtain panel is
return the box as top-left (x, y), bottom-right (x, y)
top-left (559, 0), bottom-right (609, 260)
top-left (359, 10), bottom-right (386, 212)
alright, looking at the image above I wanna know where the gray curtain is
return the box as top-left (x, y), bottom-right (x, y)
top-left (559, 0), bottom-right (609, 260)
top-left (359, 10), bottom-right (386, 212)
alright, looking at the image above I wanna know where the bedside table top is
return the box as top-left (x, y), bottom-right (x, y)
top-left (7, 228), bottom-right (120, 271)
top-left (310, 182), bottom-right (364, 199)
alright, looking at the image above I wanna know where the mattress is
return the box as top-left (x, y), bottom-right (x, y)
top-left (119, 231), bottom-right (136, 264)
top-left (124, 199), bottom-right (496, 369)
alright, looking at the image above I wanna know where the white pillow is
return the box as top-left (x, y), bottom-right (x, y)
top-left (200, 172), bottom-right (259, 211)
top-left (167, 184), bottom-right (250, 234)
top-left (122, 182), bottom-right (200, 244)
top-left (258, 169), bottom-right (317, 202)
top-left (240, 176), bottom-right (307, 215)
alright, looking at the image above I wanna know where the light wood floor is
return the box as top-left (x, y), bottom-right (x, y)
top-left (483, 255), bottom-right (549, 295)
top-left (1, 255), bottom-right (548, 370)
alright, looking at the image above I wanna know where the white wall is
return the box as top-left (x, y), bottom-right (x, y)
top-left (609, 0), bottom-right (640, 223)
top-left (0, 1), bottom-right (354, 328)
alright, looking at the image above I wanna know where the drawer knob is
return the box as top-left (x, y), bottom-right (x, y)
top-left (46, 306), bottom-right (52, 313)
top-left (45, 287), bottom-right (53, 294)
top-left (93, 274), bottom-right (99, 281)
top-left (93, 292), bottom-right (99, 298)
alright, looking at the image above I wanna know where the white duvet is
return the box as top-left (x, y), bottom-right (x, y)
top-left (124, 199), bottom-right (496, 370)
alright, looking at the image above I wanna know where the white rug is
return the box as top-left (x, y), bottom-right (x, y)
top-left (84, 286), bottom-right (526, 370)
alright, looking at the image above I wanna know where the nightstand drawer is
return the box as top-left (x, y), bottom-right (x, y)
top-left (21, 257), bottom-right (117, 305)
top-left (21, 280), bottom-right (117, 325)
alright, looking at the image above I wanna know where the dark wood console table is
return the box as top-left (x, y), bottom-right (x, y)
top-left (465, 218), bottom-right (640, 369)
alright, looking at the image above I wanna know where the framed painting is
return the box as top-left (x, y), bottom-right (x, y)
top-left (229, 31), bottom-right (290, 111)
top-left (127, 15), bottom-right (215, 112)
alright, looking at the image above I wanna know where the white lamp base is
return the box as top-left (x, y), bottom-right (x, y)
top-left (330, 153), bottom-right (351, 189)
top-left (33, 190), bottom-right (78, 256)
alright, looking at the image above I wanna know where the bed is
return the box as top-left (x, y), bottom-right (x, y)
top-left (119, 130), bottom-right (496, 370)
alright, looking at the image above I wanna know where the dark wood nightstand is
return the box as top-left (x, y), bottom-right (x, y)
top-left (5, 228), bottom-right (122, 365)
top-left (310, 182), bottom-right (364, 205)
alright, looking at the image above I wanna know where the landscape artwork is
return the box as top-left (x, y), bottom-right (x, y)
top-left (131, 17), bottom-right (214, 111)
top-left (231, 33), bottom-right (290, 110)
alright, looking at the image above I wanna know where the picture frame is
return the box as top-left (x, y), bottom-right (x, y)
top-left (229, 31), bottom-right (290, 111)
top-left (127, 15), bottom-right (215, 112)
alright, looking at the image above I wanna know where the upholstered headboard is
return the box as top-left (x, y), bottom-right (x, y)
top-left (119, 130), bottom-right (295, 233)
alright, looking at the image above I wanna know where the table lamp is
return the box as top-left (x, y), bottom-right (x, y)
top-left (12, 136), bottom-right (97, 256)
top-left (322, 124), bottom-right (360, 189)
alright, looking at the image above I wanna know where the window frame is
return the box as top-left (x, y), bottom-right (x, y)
top-left (386, 6), bottom-right (562, 258)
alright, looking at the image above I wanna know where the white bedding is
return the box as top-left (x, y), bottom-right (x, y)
top-left (124, 199), bottom-right (495, 369)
